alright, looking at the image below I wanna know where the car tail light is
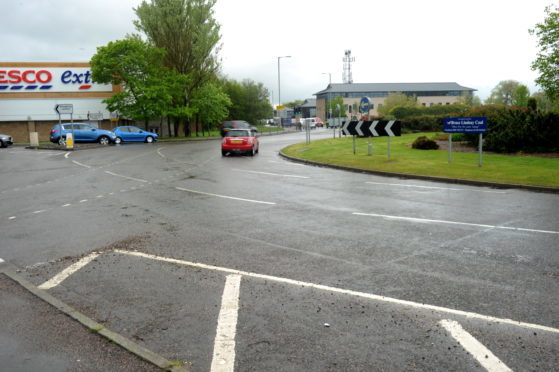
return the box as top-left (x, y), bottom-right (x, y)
top-left (51, 129), bottom-right (58, 134)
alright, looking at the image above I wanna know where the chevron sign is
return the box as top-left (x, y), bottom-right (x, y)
top-left (341, 120), bottom-right (401, 137)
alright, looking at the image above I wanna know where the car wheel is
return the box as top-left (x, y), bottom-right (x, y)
top-left (249, 146), bottom-right (255, 156)
top-left (222, 150), bottom-right (227, 156)
top-left (98, 136), bottom-right (110, 145)
top-left (0, 140), bottom-right (6, 148)
top-left (115, 137), bottom-right (122, 144)
top-left (145, 136), bottom-right (154, 143)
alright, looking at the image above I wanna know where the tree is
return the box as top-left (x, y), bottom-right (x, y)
top-left (512, 85), bottom-right (530, 107)
top-left (530, 5), bottom-right (559, 100)
top-left (221, 78), bottom-right (273, 125)
top-left (134, 0), bottom-right (222, 135)
top-left (328, 96), bottom-right (346, 117)
top-left (283, 100), bottom-right (304, 108)
top-left (378, 92), bottom-right (419, 116)
top-left (532, 91), bottom-right (559, 112)
top-left (90, 38), bottom-right (179, 128)
top-left (456, 91), bottom-right (482, 106)
top-left (190, 82), bottom-right (231, 135)
top-left (485, 80), bottom-right (520, 105)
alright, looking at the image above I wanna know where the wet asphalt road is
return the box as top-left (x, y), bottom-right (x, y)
top-left (1, 129), bottom-right (558, 371)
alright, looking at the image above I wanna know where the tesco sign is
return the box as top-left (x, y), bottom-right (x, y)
top-left (0, 67), bottom-right (111, 93)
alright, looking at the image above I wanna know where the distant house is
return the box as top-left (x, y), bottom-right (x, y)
top-left (314, 82), bottom-right (476, 120)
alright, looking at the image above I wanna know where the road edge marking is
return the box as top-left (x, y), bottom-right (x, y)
top-left (115, 250), bottom-right (559, 335)
top-left (211, 274), bottom-right (241, 372)
top-left (440, 319), bottom-right (512, 372)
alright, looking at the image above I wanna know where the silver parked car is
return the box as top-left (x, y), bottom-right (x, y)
top-left (0, 134), bottom-right (13, 148)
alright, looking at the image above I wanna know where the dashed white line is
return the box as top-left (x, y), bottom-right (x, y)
top-left (0, 258), bottom-right (4, 263)
top-left (233, 169), bottom-right (309, 179)
top-left (8, 216), bottom-right (16, 220)
top-left (353, 212), bottom-right (559, 235)
top-left (211, 274), bottom-right (241, 372)
top-left (72, 160), bottom-right (91, 168)
top-left (62, 204), bottom-right (71, 207)
top-left (175, 187), bottom-right (276, 205)
top-left (79, 199), bottom-right (88, 203)
top-left (365, 181), bottom-right (507, 194)
top-left (440, 319), bottom-right (512, 372)
top-left (116, 250), bottom-right (559, 335)
top-left (32, 210), bottom-right (46, 214)
top-left (38, 252), bottom-right (101, 290)
top-left (105, 171), bottom-right (149, 183)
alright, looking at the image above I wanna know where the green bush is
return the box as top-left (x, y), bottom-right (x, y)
top-left (402, 115), bottom-right (444, 132)
top-left (412, 136), bottom-right (440, 150)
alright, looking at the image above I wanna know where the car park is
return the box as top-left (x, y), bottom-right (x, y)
top-left (221, 128), bottom-right (259, 156)
top-left (49, 123), bottom-right (116, 145)
top-left (113, 126), bottom-right (158, 144)
top-left (0, 133), bottom-right (13, 148)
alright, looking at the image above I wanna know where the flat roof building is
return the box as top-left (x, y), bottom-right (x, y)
top-left (314, 82), bottom-right (475, 120)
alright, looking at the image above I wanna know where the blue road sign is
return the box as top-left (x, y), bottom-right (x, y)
top-left (444, 117), bottom-right (487, 133)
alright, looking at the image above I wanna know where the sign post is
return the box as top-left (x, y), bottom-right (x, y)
top-left (444, 117), bottom-right (487, 167)
top-left (54, 104), bottom-right (74, 148)
top-left (342, 119), bottom-right (401, 157)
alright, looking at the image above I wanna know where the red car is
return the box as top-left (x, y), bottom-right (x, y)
top-left (221, 129), bottom-right (259, 156)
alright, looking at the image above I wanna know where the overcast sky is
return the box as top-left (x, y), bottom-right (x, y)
top-left (0, 0), bottom-right (554, 104)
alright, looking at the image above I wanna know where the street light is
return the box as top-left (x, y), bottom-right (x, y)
top-left (321, 72), bottom-right (331, 85)
top-left (277, 55), bottom-right (291, 108)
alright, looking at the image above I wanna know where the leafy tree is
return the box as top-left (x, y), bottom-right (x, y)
top-left (530, 5), bottom-right (559, 100)
top-left (221, 78), bottom-right (273, 125)
top-left (378, 93), bottom-right (418, 116)
top-left (190, 82), bottom-right (231, 135)
top-left (485, 80), bottom-right (520, 105)
top-left (512, 85), bottom-right (530, 107)
top-left (328, 96), bottom-right (346, 117)
top-left (531, 91), bottom-right (559, 112)
top-left (456, 91), bottom-right (482, 106)
top-left (134, 0), bottom-right (221, 135)
top-left (283, 100), bottom-right (304, 108)
top-left (90, 38), bottom-right (178, 128)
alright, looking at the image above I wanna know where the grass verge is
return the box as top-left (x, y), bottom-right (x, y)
top-left (281, 132), bottom-right (559, 188)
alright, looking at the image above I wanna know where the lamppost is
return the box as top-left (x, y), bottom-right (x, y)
top-left (277, 55), bottom-right (291, 108)
top-left (321, 72), bottom-right (331, 85)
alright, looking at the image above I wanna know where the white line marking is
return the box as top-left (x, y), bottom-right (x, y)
top-left (211, 274), bottom-right (241, 372)
top-left (365, 181), bottom-right (507, 194)
top-left (439, 320), bottom-right (512, 372)
top-left (79, 199), bottom-right (88, 203)
top-left (62, 204), bottom-right (71, 207)
top-left (175, 187), bottom-right (276, 205)
top-left (38, 252), bottom-right (101, 290)
top-left (64, 152), bottom-right (71, 158)
top-left (32, 210), bottom-right (46, 214)
top-left (0, 258), bottom-right (4, 263)
top-left (96, 195), bottom-right (103, 198)
top-left (232, 169), bottom-right (309, 179)
top-left (9, 216), bottom-right (16, 220)
top-left (72, 160), bottom-right (91, 168)
top-left (105, 171), bottom-right (149, 183)
top-left (115, 250), bottom-right (559, 334)
top-left (353, 212), bottom-right (559, 235)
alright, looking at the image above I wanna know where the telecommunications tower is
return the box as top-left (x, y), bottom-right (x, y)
top-left (343, 50), bottom-right (354, 84)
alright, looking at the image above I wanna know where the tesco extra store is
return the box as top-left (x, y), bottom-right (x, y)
top-left (0, 62), bottom-right (121, 143)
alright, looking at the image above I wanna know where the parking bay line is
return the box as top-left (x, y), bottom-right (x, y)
top-left (440, 319), bottom-right (512, 372)
top-left (175, 187), bottom-right (276, 205)
top-left (38, 252), bottom-right (101, 290)
top-left (115, 249), bottom-right (559, 335)
top-left (211, 274), bottom-right (241, 372)
top-left (353, 212), bottom-right (559, 235)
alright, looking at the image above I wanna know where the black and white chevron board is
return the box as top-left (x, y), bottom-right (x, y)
top-left (341, 120), bottom-right (401, 137)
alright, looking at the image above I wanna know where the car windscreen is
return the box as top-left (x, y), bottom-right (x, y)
top-left (225, 130), bottom-right (250, 137)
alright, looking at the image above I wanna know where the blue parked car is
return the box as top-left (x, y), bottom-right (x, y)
top-left (113, 126), bottom-right (158, 144)
top-left (50, 123), bottom-right (116, 145)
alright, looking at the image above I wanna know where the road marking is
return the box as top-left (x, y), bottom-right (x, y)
top-left (32, 210), bottom-right (46, 214)
top-left (79, 199), bottom-right (88, 203)
top-left (0, 258), bottom-right (4, 263)
top-left (211, 274), bottom-right (241, 372)
top-left (62, 203), bottom-right (71, 207)
top-left (365, 181), bottom-right (507, 194)
top-left (175, 187), bottom-right (276, 205)
top-left (38, 252), bottom-right (101, 290)
top-left (232, 169), bottom-right (309, 179)
top-left (353, 212), bottom-right (559, 235)
top-left (439, 320), bottom-right (512, 372)
top-left (105, 171), bottom-right (149, 183)
top-left (72, 160), bottom-right (91, 168)
top-left (9, 216), bottom-right (16, 220)
top-left (115, 250), bottom-right (559, 335)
